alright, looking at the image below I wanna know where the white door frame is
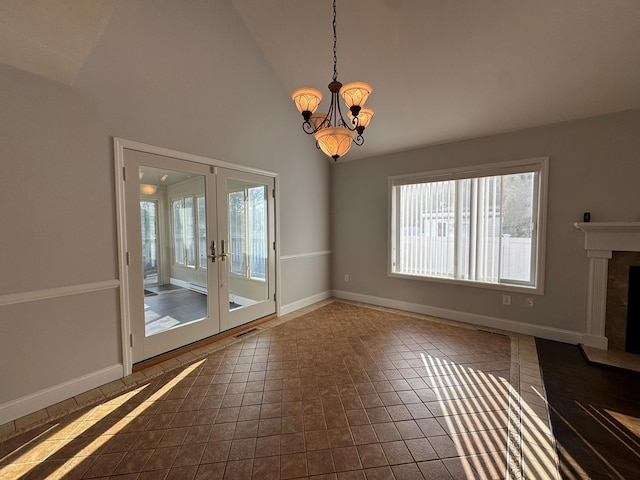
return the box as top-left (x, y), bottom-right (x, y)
top-left (113, 137), bottom-right (280, 375)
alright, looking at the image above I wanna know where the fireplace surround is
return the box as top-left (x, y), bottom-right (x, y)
top-left (575, 222), bottom-right (640, 350)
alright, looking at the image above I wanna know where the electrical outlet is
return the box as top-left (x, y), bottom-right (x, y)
top-left (344, 274), bottom-right (349, 283)
top-left (502, 294), bottom-right (511, 306)
top-left (526, 297), bottom-right (534, 308)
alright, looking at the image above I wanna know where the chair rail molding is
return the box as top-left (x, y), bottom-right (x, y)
top-left (0, 280), bottom-right (120, 307)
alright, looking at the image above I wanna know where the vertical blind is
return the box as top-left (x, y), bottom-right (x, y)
top-left (392, 163), bottom-right (542, 288)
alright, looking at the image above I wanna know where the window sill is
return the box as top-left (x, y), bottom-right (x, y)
top-left (388, 271), bottom-right (544, 295)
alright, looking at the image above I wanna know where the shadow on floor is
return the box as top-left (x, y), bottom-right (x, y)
top-left (536, 338), bottom-right (640, 479)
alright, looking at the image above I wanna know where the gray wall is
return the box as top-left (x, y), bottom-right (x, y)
top-left (0, 0), bottom-right (330, 419)
top-left (0, 65), bottom-right (120, 404)
top-left (331, 108), bottom-right (640, 335)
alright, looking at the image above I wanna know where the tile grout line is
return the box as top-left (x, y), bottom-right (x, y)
top-left (0, 294), bottom-right (560, 480)
top-left (506, 335), bottom-right (523, 479)
top-left (0, 298), bottom-right (334, 443)
top-left (518, 335), bottom-right (561, 479)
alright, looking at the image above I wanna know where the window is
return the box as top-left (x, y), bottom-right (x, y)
top-left (197, 196), bottom-right (207, 269)
top-left (140, 200), bottom-right (159, 285)
top-left (228, 186), bottom-right (267, 281)
top-left (171, 195), bottom-right (207, 269)
top-left (390, 157), bottom-right (548, 292)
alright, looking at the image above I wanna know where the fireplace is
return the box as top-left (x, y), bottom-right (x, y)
top-left (575, 222), bottom-right (640, 350)
top-left (605, 252), bottom-right (640, 352)
top-left (626, 265), bottom-right (640, 353)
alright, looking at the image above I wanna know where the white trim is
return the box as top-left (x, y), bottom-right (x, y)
top-left (0, 280), bottom-right (119, 307)
top-left (388, 156), bottom-right (549, 296)
top-left (575, 221), bottom-right (640, 250)
top-left (390, 156), bottom-right (549, 185)
top-left (280, 291), bottom-right (332, 316)
top-left (169, 278), bottom-right (189, 289)
top-left (114, 137), bottom-right (133, 376)
top-left (386, 272), bottom-right (543, 295)
top-left (332, 290), bottom-right (584, 344)
top-left (114, 137), bottom-right (281, 373)
top-left (0, 364), bottom-right (123, 425)
top-left (573, 221), bottom-right (640, 350)
top-left (586, 256), bottom-right (609, 347)
top-left (280, 250), bottom-right (332, 261)
top-left (115, 137), bottom-right (278, 178)
top-left (275, 176), bottom-right (282, 317)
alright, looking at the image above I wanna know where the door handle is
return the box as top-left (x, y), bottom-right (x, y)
top-left (220, 239), bottom-right (231, 261)
top-left (207, 240), bottom-right (216, 263)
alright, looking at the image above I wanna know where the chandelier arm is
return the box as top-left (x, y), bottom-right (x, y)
top-left (334, 96), bottom-right (356, 132)
top-left (353, 134), bottom-right (364, 146)
top-left (302, 122), bottom-right (315, 134)
top-left (302, 106), bottom-right (334, 135)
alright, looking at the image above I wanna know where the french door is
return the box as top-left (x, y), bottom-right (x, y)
top-left (123, 148), bottom-right (276, 364)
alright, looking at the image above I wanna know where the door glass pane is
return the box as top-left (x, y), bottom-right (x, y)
top-left (227, 179), bottom-right (268, 310)
top-left (248, 186), bottom-right (266, 280)
top-left (197, 196), bottom-right (207, 269)
top-left (172, 199), bottom-right (185, 265)
top-left (140, 201), bottom-right (159, 286)
top-left (139, 166), bottom-right (208, 337)
top-left (229, 191), bottom-right (246, 276)
top-left (184, 196), bottom-right (196, 267)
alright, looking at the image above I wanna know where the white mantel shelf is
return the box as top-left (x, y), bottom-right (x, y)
top-left (574, 222), bottom-right (640, 253)
top-left (574, 222), bottom-right (640, 350)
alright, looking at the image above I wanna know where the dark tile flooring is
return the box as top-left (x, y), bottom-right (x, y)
top-left (536, 338), bottom-right (640, 480)
top-left (144, 288), bottom-right (208, 335)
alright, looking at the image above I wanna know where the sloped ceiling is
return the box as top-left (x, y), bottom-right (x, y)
top-left (2, 0), bottom-right (640, 160)
top-left (0, 0), bottom-right (120, 85)
top-left (232, 0), bottom-right (640, 159)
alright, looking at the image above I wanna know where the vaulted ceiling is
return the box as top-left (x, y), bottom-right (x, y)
top-left (3, 0), bottom-right (640, 160)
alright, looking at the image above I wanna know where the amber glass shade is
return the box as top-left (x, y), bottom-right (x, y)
top-left (291, 87), bottom-right (323, 114)
top-left (349, 107), bottom-right (374, 129)
top-left (339, 81), bottom-right (372, 108)
top-left (309, 112), bottom-right (329, 131)
top-left (314, 127), bottom-right (356, 160)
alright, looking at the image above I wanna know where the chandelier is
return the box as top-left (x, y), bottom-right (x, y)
top-left (291, 0), bottom-right (373, 161)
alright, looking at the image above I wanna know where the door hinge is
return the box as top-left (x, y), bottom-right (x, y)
top-left (130, 333), bottom-right (134, 347)
top-left (210, 165), bottom-right (215, 174)
top-left (122, 166), bottom-right (127, 181)
top-left (126, 251), bottom-right (131, 266)
top-left (273, 241), bottom-right (276, 251)
top-left (272, 188), bottom-right (275, 198)
top-left (274, 293), bottom-right (277, 302)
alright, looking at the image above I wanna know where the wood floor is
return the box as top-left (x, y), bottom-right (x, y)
top-left (536, 339), bottom-right (640, 480)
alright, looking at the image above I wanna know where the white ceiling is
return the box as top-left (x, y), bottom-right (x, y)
top-left (0, 0), bottom-right (120, 85)
top-left (233, 0), bottom-right (640, 160)
top-left (2, 1), bottom-right (639, 161)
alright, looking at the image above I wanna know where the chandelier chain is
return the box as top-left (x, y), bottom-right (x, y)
top-left (332, 0), bottom-right (338, 81)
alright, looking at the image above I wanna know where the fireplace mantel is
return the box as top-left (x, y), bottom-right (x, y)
top-left (575, 222), bottom-right (640, 253)
top-left (575, 222), bottom-right (640, 349)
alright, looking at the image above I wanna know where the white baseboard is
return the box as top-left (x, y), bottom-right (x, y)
top-left (280, 291), bottom-right (332, 316)
top-left (332, 290), bottom-right (584, 344)
top-left (0, 364), bottom-right (124, 425)
top-left (169, 278), bottom-right (188, 288)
